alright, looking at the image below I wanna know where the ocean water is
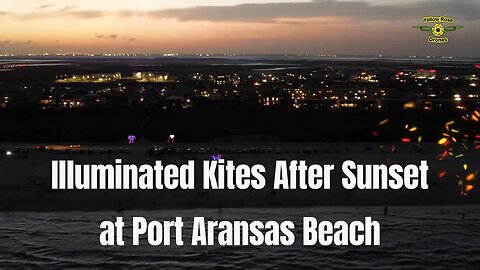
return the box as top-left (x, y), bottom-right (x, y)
top-left (1, 205), bottom-right (479, 269)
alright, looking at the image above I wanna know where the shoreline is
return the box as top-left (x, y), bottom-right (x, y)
top-left (1, 142), bottom-right (478, 211)
top-left (2, 202), bottom-right (479, 213)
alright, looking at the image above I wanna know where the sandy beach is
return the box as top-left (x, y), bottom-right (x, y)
top-left (0, 142), bottom-right (478, 211)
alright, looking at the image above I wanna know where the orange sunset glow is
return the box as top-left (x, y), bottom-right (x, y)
top-left (0, 0), bottom-right (479, 56)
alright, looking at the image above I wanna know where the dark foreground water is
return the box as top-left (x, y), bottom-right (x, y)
top-left (1, 205), bottom-right (479, 269)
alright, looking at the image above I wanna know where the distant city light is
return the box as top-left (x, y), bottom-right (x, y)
top-left (404, 102), bottom-right (416, 109)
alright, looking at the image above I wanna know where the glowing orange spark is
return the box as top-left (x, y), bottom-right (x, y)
top-left (438, 138), bottom-right (448, 145)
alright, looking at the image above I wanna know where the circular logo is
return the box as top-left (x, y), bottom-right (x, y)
top-left (431, 24), bottom-right (445, 36)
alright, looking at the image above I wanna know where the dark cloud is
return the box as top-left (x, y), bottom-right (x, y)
top-left (122, 37), bottom-right (137, 42)
top-left (2, 0), bottom-right (479, 23)
top-left (144, 0), bottom-right (480, 22)
top-left (94, 33), bottom-right (117, 39)
top-left (0, 40), bottom-right (9, 47)
top-left (63, 10), bottom-right (105, 19)
top-left (59, 6), bottom-right (79, 12)
top-left (258, 19), bottom-right (308, 25)
top-left (36, 4), bottom-right (57, 10)
top-left (0, 39), bottom-right (33, 47)
top-left (96, 34), bottom-right (137, 41)
top-left (13, 9), bottom-right (104, 20)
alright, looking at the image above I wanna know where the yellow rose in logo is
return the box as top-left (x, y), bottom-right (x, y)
top-left (431, 24), bottom-right (445, 36)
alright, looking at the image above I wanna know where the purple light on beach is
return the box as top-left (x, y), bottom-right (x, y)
top-left (211, 154), bottom-right (223, 161)
top-left (128, 134), bottom-right (137, 144)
